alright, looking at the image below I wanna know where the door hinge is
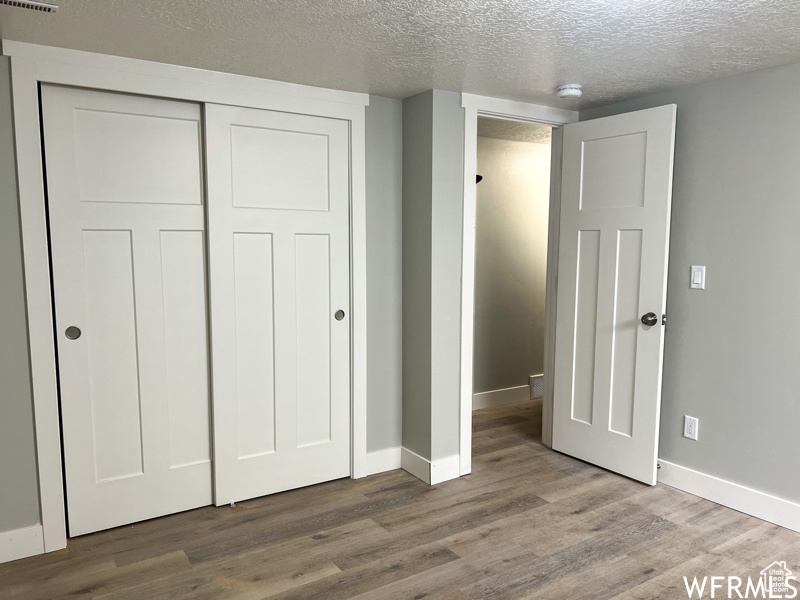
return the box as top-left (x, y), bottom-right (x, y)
top-left (662, 314), bottom-right (667, 326)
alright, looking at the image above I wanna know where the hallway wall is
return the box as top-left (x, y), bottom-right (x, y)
top-left (473, 133), bottom-right (551, 395)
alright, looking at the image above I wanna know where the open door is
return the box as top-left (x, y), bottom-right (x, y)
top-left (552, 105), bottom-right (676, 485)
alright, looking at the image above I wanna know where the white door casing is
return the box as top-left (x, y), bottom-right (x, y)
top-left (552, 105), bottom-right (676, 485)
top-left (459, 94), bottom-right (579, 475)
top-left (42, 85), bottom-right (213, 535)
top-left (205, 103), bottom-right (352, 504)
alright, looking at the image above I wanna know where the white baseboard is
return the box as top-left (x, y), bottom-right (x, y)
top-left (430, 454), bottom-right (460, 485)
top-left (658, 459), bottom-right (800, 534)
top-left (401, 447), bottom-right (431, 483)
top-left (472, 385), bottom-right (530, 410)
top-left (0, 524), bottom-right (44, 564)
top-left (366, 447), bottom-right (402, 475)
top-left (401, 447), bottom-right (460, 485)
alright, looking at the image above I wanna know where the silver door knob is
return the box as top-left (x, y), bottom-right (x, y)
top-left (65, 326), bottom-right (82, 340)
top-left (334, 310), bottom-right (345, 321)
top-left (640, 312), bottom-right (658, 327)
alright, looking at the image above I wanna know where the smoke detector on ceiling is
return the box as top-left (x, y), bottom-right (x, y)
top-left (0, 0), bottom-right (58, 12)
top-left (556, 84), bottom-right (582, 99)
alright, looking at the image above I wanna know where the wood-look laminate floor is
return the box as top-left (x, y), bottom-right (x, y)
top-left (3, 399), bottom-right (800, 599)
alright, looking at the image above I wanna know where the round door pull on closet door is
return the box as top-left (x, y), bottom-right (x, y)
top-left (334, 310), bottom-right (345, 321)
top-left (640, 312), bottom-right (658, 327)
top-left (65, 326), bottom-right (82, 340)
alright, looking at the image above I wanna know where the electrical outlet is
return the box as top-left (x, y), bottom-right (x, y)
top-left (684, 415), bottom-right (699, 441)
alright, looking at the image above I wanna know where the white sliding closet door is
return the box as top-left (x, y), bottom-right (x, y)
top-left (41, 85), bottom-right (212, 536)
top-left (205, 104), bottom-right (352, 504)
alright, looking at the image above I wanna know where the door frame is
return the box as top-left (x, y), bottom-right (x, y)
top-left (2, 40), bottom-right (370, 554)
top-left (459, 94), bottom-right (578, 475)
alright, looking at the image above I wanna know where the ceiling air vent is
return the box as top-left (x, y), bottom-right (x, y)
top-left (0, 0), bottom-right (58, 12)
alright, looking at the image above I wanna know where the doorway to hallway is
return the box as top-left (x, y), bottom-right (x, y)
top-left (471, 119), bottom-right (553, 419)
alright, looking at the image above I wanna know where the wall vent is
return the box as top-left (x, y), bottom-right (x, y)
top-left (529, 375), bottom-right (544, 400)
top-left (0, 0), bottom-right (58, 13)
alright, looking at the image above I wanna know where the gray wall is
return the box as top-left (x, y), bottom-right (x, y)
top-left (473, 136), bottom-right (550, 394)
top-left (365, 96), bottom-right (403, 452)
top-left (0, 56), bottom-right (41, 533)
top-left (401, 91), bottom-right (433, 458)
top-left (581, 60), bottom-right (800, 503)
top-left (401, 90), bottom-right (464, 462)
top-left (429, 90), bottom-right (464, 461)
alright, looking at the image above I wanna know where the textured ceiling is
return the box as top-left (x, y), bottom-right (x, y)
top-left (3, 1), bottom-right (800, 108)
top-left (478, 117), bottom-right (552, 144)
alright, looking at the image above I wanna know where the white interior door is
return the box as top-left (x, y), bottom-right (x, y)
top-left (205, 104), bottom-right (351, 504)
top-left (42, 85), bottom-right (213, 535)
top-left (552, 105), bottom-right (676, 485)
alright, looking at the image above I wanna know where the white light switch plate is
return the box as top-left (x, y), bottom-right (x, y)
top-left (690, 266), bottom-right (706, 289)
top-left (684, 415), bottom-right (699, 441)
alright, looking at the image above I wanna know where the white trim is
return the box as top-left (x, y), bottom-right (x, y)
top-left (541, 127), bottom-right (564, 449)
top-left (349, 98), bottom-right (369, 480)
top-left (0, 525), bottom-right (44, 564)
top-left (430, 454), bottom-right (460, 485)
top-left (2, 41), bottom-right (366, 122)
top-left (458, 93), bottom-right (577, 476)
top-left (366, 447), bottom-right (402, 475)
top-left (459, 102), bottom-right (478, 477)
top-left (7, 54), bottom-right (67, 554)
top-left (658, 460), bottom-right (800, 534)
top-left (401, 447), bottom-right (432, 484)
top-left (472, 385), bottom-right (531, 410)
top-left (462, 94), bottom-right (579, 125)
top-left (400, 447), bottom-right (460, 485)
top-left (3, 40), bottom-right (369, 555)
top-left (1, 41), bottom-right (368, 107)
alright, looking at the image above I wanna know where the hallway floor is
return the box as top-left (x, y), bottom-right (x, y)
top-left (2, 399), bottom-right (799, 599)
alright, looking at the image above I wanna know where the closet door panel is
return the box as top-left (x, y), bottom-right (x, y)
top-left (206, 104), bottom-right (351, 504)
top-left (42, 85), bottom-right (212, 536)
